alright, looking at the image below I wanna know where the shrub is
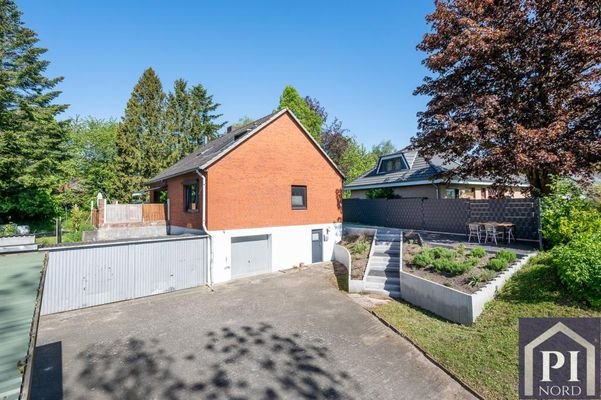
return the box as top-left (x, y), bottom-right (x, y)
top-left (542, 177), bottom-right (601, 247)
top-left (413, 251), bottom-right (433, 268)
top-left (551, 233), bottom-right (601, 308)
top-left (496, 249), bottom-right (517, 264)
top-left (1, 222), bottom-right (18, 236)
top-left (432, 258), bottom-right (473, 275)
top-left (470, 247), bottom-right (486, 258)
top-left (430, 247), bottom-right (455, 259)
top-left (353, 239), bottom-right (368, 255)
top-left (69, 205), bottom-right (88, 232)
top-left (486, 258), bottom-right (509, 271)
top-left (456, 244), bottom-right (465, 256)
top-left (467, 269), bottom-right (496, 287)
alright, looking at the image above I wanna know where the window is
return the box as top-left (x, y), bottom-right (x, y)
top-left (291, 186), bottom-right (307, 209)
top-left (445, 188), bottom-right (459, 199)
top-left (184, 182), bottom-right (199, 212)
top-left (377, 156), bottom-right (407, 174)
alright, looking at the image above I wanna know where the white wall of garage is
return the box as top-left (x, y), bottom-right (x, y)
top-left (209, 223), bottom-right (342, 283)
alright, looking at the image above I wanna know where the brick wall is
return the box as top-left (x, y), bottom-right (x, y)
top-left (166, 172), bottom-right (204, 230)
top-left (206, 113), bottom-right (343, 231)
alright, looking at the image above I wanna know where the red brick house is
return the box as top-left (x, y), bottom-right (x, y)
top-left (148, 109), bottom-right (344, 283)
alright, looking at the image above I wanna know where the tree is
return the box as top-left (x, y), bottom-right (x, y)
top-left (164, 79), bottom-right (224, 162)
top-left (0, 0), bottom-right (68, 221)
top-left (232, 116), bottom-right (254, 129)
top-left (371, 140), bottom-right (397, 158)
top-left (61, 117), bottom-right (117, 207)
top-left (278, 86), bottom-right (323, 143)
top-left (338, 138), bottom-right (378, 183)
top-left (110, 68), bottom-right (166, 202)
top-left (413, 0), bottom-right (601, 195)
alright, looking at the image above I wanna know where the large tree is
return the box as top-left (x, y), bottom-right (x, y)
top-left (413, 0), bottom-right (601, 195)
top-left (164, 79), bottom-right (224, 162)
top-left (0, 0), bottom-right (68, 221)
top-left (278, 85), bottom-right (323, 143)
top-left (111, 68), bottom-right (166, 202)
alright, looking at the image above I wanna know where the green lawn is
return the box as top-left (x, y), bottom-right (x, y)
top-left (373, 254), bottom-right (601, 400)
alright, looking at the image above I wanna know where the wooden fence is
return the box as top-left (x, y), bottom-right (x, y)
top-left (142, 203), bottom-right (167, 222)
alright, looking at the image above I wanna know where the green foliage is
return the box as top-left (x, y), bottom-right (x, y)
top-left (0, 223), bottom-right (18, 236)
top-left (413, 251), bottom-right (433, 268)
top-left (61, 117), bottom-right (117, 208)
top-left (432, 258), bottom-right (473, 275)
top-left (469, 247), bottom-right (487, 258)
top-left (551, 233), bottom-right (601, 308)
top-left (542, 177), bottom-right (601, 247)
top-left (164, 79), bottom-right (225, 163)
top-left (430, 247), bottom-right (455, 259)
top-left (495, 249), bottom-right (517, 263)
top-left (366, 188), bottom-right (395, 199)
top-left (339, 138), bottom-right (378, 183)
top-left (456, 243), bottom-right (465, 256)
top-left (353, 239), bottom-right (368, 255)
top-left (278, 85), bottom-right (323, 143)
top-left (486, 258), bottom-right (509, 272)
top-left (467, 269), bottom-right (496, 287)
top-left (68, 205), bottom-right (87, 232)
top-left (0, 0), bottom-right (68, 221)
top-left (371, 140), bottom-right (397, 158)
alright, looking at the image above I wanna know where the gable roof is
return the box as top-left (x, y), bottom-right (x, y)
top-left (344, 148), bottom-right (512, 190)
top-left (149, 109), bottom-right (344, 183)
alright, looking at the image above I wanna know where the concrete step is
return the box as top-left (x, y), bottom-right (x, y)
top-left (373, 250), bottom-right (400, 257)
top-left (369, 263), bottom-right (399, 272)
top-left (362, 286), bottom-right (401, 299)
top-left (370, 256), bottom-right (400, 265)
top-left (366, 275), bottom-right (401, 285)
top-left (368, 268), bottom-right (400, 278)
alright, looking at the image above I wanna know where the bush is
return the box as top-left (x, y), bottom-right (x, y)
top-left (0, 222), bottom-right (18, 236)
top-left (467, 269), bottom-right (496, 287)
top-left (496, 249), bottom-right (517, 263)
top-left (486, 258), bottom-right (509, 271)
top-left (551, 233), bottom-right (601, 308)
top-left (456, 244), bottom-right (465, 256)
top-left (69, 205), bottom-right (88, 232)
top-left (430, 247), bottom-right (455, 259)
top-left (432, 258), bottom-right (473, 275)
top-left (353, 239), bottom-right (368, 255)
top-left (413, 251), bottom-right (433, 268)
top-left (470, 247), bottom-right (486, 258)
top-left (542, 177), bottom-right (601, 247)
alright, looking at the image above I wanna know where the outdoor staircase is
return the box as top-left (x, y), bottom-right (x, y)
top-left (363, 232), bottom-right (401, 298)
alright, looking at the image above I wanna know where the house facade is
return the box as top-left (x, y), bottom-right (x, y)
top-left (345, 148), bottom-right (528, 199)
top-left (149, 109), bottom-right (344, 284)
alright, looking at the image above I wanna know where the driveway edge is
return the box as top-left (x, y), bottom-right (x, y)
top-left (367, 309), bottom-right (485, 400)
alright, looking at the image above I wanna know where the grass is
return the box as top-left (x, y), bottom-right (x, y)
top-left (372, 253), bottom-right (601, 400)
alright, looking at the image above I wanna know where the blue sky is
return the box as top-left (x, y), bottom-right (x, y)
top-left (18, 1), bottom-right (433, 149)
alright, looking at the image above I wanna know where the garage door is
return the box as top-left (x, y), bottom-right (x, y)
top-left (231, 235), bottom-right (271, 279)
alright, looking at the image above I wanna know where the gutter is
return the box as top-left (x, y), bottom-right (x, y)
top-left (195, 169), bottom-right (214, 287)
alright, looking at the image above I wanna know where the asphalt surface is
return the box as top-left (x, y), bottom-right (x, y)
top-left (32, 264), bottom-right (476, 400)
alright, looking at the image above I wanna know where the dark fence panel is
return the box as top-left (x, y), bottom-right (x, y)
top-left (343, 198), bottom-right (540, 241)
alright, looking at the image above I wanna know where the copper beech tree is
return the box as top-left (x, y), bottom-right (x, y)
top-left (412, 0), bottom-right (601, 195)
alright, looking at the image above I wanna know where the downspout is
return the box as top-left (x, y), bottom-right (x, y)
top-left (196, 169), bottom-right (213, 287)
top-left (432, 183), bottom-right (440, 199)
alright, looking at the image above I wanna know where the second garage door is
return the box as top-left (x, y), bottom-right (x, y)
top-left (231, 235), bottom-right (272, 279)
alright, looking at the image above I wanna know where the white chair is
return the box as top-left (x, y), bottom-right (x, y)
top-left (506, 226), bottom-right (515, 244)
top-left (468, 223), bottom-right (481, 243)
top-left (484, 224), bottom-right (504, 245)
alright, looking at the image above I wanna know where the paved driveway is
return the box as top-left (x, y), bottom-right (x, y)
top-left (32, 264), bottom-right (476, 400)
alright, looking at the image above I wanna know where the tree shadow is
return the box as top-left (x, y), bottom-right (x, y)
top-left (71, 323), bottom-right (360, 399)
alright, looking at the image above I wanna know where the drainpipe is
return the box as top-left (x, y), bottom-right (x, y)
top-left (196, 169), bottom-right (213, 287)
top-left (432, 183), bottom-right (440, 199)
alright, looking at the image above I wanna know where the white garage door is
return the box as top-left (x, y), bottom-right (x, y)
top-left (231, 235), bottom-right (272, 279)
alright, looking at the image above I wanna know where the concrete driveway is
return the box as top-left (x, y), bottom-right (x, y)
top-left (32, 264), bottom-right (476, 400)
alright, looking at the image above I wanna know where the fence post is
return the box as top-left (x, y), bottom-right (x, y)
top-left (56, 217), bottom-right (62, 244)
top-left (536, 197), bottom-right (543, 250)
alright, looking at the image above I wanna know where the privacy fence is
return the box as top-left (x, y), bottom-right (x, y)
top-left (41, 235), bottom-right (208, 315)
top-left (343, 198), bottom-right (541, 241)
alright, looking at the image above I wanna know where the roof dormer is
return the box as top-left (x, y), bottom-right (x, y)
top-left (376, 154), bottom-right (409, 174)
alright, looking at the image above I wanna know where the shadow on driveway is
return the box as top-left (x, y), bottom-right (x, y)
top-left (39, 323), bottom-right (360, 400)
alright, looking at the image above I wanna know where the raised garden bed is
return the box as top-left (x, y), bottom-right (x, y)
top-left (340, 233), bottom-right (374, 280)
top-left (403, 243), bottom-right (517, 294)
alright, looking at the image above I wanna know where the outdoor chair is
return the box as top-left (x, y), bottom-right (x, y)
top-left (484, 224), bottom-right (504, 245)
top-left (506, 226), bottom-right (515, 244)
top-left (468, 223), bottom-right (481, 243)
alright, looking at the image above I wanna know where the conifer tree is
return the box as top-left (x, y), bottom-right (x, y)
top-left (110, 68), bottom-right (166, 202)
top-left (0, 0), bottom-right (68, 221)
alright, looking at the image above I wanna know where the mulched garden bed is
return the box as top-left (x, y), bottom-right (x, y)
top-left (340, 233), bottom-right (374, 280)
top-left (403, 242), bottom-right (518, 294)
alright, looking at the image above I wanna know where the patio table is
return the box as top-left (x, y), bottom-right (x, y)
top-left (476, 221), bottom-right (515, 244)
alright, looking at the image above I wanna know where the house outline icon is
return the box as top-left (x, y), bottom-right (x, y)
top-left (524, 322), bottom-right (596, 396)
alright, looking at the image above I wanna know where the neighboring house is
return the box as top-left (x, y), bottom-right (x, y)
top-left (148, 109), bottom-right (344, 283)
top-left (345, 148), bottom-right (528, 199)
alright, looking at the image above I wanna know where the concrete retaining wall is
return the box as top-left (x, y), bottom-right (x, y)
top-left (399, 253), bottom-right (535, 324)
top-left (0, 235), bottom-right (35, 246)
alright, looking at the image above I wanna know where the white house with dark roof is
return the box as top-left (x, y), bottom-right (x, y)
top-left (345, 148), bottom-right (529, 199)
